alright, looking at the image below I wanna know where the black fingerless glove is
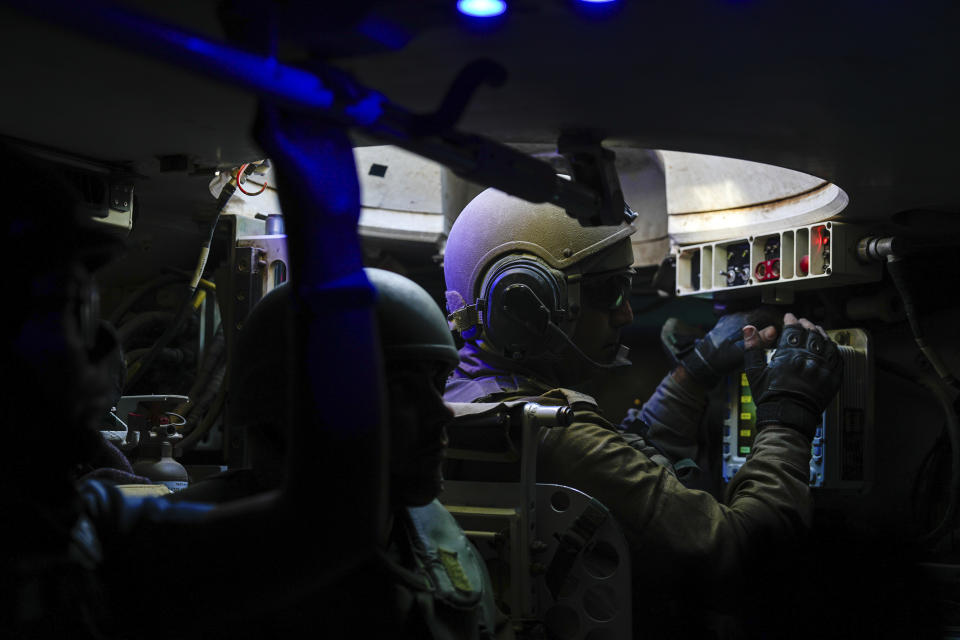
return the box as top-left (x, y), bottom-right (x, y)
top-left (744, 325), bottom-right (844, 440)
top-left (679, 312), bottom-right (750, 389)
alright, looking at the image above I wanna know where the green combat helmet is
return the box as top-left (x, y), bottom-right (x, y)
top-left (370, 268), bottom-right (460, 369)
top-left (443, 187), bottom-right (636, 363)
top-left (231, 267), bottom-right (459, 486)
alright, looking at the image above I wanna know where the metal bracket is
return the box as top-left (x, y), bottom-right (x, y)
top-left (557, 132), bottom-right (630, 227)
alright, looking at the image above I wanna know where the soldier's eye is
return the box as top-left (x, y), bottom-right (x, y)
top-left (583, 274), bottom-right (631, 311)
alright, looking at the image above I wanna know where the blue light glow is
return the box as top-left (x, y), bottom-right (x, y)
top-left (357, 16), bottom-right (411, 50)
top-left (344, 92), bottom-right (385, 126)
top-left (578, 0), bottom-right (617, 3)
top-left (457, 0), bottom-right (507, 18)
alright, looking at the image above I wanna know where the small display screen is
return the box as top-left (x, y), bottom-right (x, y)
top-left (737, 373), bottom-right (757, 455)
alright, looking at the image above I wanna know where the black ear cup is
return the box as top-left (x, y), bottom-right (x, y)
top-left (481, 257), bottom-right (565, 358)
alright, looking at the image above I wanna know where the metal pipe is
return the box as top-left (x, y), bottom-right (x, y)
top-left (856, 235), bottom-right (904, 263)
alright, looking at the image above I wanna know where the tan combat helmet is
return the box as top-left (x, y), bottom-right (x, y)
top-left (444, 187), bottom-right (636, 360)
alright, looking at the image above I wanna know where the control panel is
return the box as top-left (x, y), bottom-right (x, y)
top-left (722, 328), bottom-right (873, 490)
top-left (674, 222), bottom-right (881, 297)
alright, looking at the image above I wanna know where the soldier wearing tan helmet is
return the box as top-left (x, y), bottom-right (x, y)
top-left (443, 187), bottom-right (843, 619)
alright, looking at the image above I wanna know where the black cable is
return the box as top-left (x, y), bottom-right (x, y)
top-left (176, 324), bottom-right (224, 419)
top-left (109, 272), bottom-right (183, 325)
top-left (884, 359), bottom-right (954, 528)
top-left (117, 311), bottom-right (176, 349)
top-left (175, 388), bottom-right (226, 455)
top-left (876, 358), bottom-right (928, 390)
top-left (124, 293), bottom-right (199, 390)
top-left (875, 256), bottom-right (960, 545)
top-left (124, 173), bottom-right (242, 391)
top-left (161, 266), bottom-right (217, 290)
top-left (185, 357), bottom-right (227, 433)
top-left (912, 427), bottom-right (949, 530)
top-left (886, 257), bottom-right (960, 393)
top-left (883, 361), bottom-right (960, 545)
top-left (123, 347), bottom-right (186, 366)
top-left (180, 358), bottom-right (226, 432)
top-left (915, 374), bottom-right (960, 547)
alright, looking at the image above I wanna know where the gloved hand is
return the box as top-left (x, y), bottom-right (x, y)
top-left (743, 313), bottom-right (843, 440)
top-left (678, 310), bottom-right (778, 389)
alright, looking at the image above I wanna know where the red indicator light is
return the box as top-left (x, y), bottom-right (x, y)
top-left (813, 226), bottom-right (829, 249)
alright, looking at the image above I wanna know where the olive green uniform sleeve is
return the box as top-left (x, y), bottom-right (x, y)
top-left (537, 403), bottom-right (812, 586)
top-left (638, 370), bottom-right (708, 465)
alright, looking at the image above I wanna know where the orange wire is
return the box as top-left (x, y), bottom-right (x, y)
top-left (236, 163), bottom-right (267, 196)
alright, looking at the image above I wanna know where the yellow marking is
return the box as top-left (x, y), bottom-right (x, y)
top-left (740, 429), bottom-right (752, 437)
top-left (116, 484), bottom-right (172, 497)
top-left (439, 548), bottom-right (473, 592)
top-left (740, 373), bottom-right (749, 385)
top-left (443, 505), bottom-right (518, 518)
top-left (741, 395), bottom-right (752, 405)
top-left (462, 530), bottom-right (499, 541)
top-left (740, 412), bottom-right (752, 421)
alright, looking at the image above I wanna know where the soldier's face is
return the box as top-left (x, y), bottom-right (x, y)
top-left (570, 271), bottom-right (633, 364)
top-left (386, 361), bottom-right (454, 507)
top-left (10, 261), bottom-right (116, 466)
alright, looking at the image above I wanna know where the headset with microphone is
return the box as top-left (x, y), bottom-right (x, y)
top-left (472, 253), bottom-right (631, 369)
